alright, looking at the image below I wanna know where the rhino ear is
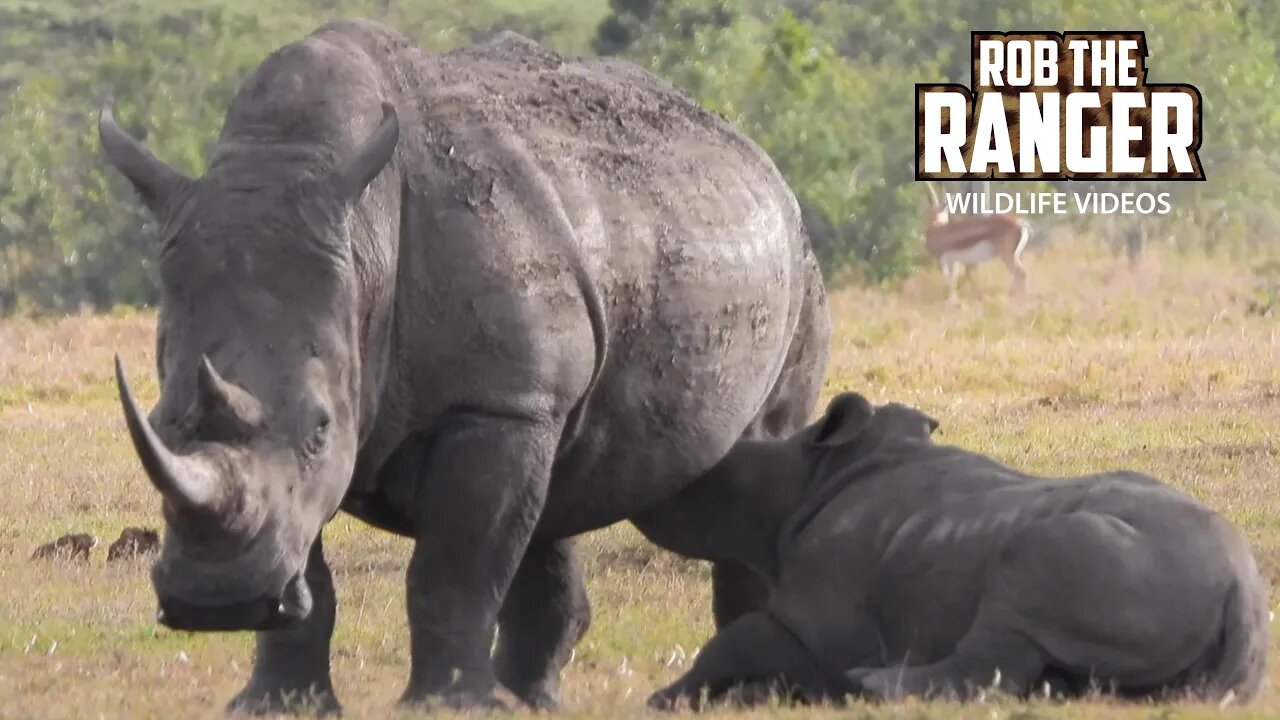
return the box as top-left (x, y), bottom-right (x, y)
top-left (98, 102), bottom-right (192, 215)
top-left (876, 402), bottom-right (940, 440)
top-left (330, 102), bottom-right (399, 203)
top-left (809, 392), bottom-right (874, 446)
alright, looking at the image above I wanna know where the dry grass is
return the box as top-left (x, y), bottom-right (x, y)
top-left (0, 242), bottom-right (1277, 719)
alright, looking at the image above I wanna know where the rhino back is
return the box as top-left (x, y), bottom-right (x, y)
top-left (782, 447), bottom-right (1220, 585)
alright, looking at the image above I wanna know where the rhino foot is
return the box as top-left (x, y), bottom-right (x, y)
top-left (505, 686), bottom-right (561, 712)
top-left (844, 666), bottom-right (922, 702)
top-left (398, 687), bottom-right (510, 713)
top-left (226, 683), bottom-right (341, 717)
top-left (646, 693), bottom-right (669, 712)
top-left (843, 668), bottom-right (882, 700)
top-left (646, 688), bottom-right (695, 713)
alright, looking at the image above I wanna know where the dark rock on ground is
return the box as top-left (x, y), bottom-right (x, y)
top-left (107, 527), bottom-right (161, 561)
top-left (31, 533), bottom-right (96, 562)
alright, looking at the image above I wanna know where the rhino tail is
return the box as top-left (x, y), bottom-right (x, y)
top-left (1202, 563), bottom-right (1269, 705)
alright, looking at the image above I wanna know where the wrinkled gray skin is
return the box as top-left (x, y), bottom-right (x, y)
top-left (642, 392), bottom-right (1269, 709)
top-left (98, 19), bottom-right (829, 715)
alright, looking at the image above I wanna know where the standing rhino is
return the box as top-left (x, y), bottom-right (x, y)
top-left (99, 19), bottom-right (829, 715)
top-left (642, 392), bottom-right (1269, 708)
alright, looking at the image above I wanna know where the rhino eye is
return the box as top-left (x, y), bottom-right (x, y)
top-left (302, 409), bottom-right (331, 457)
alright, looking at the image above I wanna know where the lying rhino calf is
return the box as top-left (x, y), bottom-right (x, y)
top-left (640, 392), bottom-right (1269, 708)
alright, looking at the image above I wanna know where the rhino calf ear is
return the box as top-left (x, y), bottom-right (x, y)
top-left (810, 392), bottom-right (873, 446)
top-left (875, 402), bottom-right (939, 441)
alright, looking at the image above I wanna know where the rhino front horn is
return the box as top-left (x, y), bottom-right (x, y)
top-left (114, 355), bottom-right (222, 511)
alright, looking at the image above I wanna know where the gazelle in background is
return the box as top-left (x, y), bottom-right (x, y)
top-left (921, 182), bottom-right (1031, 302)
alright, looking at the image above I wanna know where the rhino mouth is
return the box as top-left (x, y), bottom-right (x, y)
top-left (156, 570), bottom-right (312, 632)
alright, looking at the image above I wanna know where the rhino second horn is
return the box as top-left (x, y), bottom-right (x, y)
top-left (196, 354), bottom-right (264, 431)
top-left (114, 355), bottom-right (221, 510)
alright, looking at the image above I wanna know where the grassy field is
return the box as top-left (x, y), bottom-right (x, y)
top-left (0, 242), bottom-right (1277, 719)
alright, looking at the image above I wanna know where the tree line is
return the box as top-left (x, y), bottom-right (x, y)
top-left (2, 0), bottom-right (1278, 313)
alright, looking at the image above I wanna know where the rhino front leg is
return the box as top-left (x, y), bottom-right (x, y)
top-left (401, 412), bottom-right (559, 710)
top-left (494, 537), bottom-right (591, 709)
top-left (228, 535), bottom-right (340, 716)
top-left (649, 612), bottom-right (832, 711)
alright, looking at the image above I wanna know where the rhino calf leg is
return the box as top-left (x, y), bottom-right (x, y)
top-left (494, 537), bottom-right (591, 709)
top-left (228, 535), bottom-right (340, 716)
top-left (401, 413), bottom-right (559, 710)
top-left (649, 612), bottom-right (831, 711)
top-left (848, 603), bottom-right (1046, 702)
top-left (710, 562), bottom-right (772, 629)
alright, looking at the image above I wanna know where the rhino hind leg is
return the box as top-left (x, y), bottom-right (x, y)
top-left (846, 613), bottom-right (1047, 702)
top-left (979, 511), bottom-right (1250, 701)
top-left (852, 510), bottom-right (1248, 703)
top-left (712, 263), bottom-right (830, 629)
top-left (648, 612), bottom-right (835, 711)
top-left (227, 535), bottom-right (341, 717)
top-left (847, 587), bottom-right (1050, 702)
top-left (494, 537), bottom-right (591, 709)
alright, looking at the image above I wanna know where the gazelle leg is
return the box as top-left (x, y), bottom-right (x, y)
top-left (942, 261), bottom-right (961, 303)
top-left (1002, 253), bottom-right (1028, 296)
top-left (1006, 225), bottom-right (1031, 296)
